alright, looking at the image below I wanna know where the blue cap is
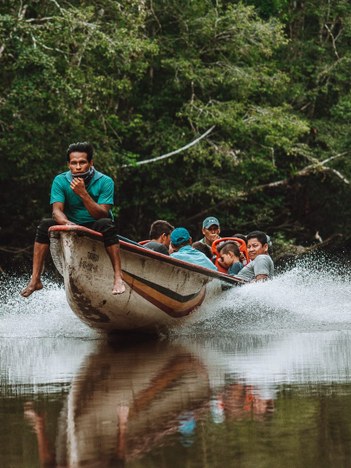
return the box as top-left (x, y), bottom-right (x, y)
top-left (202, 216), bottom-right (220, 229)
top-left (170, 227), bottom-right (191, 246)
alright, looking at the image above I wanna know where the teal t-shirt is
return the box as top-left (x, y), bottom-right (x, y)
top-left (228, 261), bottom-right (243, 275)
top-left (171, 245), bottom-right (218, 271)
top-left (50, 170), bottom-right (114, 225)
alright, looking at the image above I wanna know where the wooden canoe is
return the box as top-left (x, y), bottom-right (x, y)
top-left (49, 225), bottom-right (243, 334)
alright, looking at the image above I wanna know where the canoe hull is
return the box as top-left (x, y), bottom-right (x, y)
top-left (49, 226), bottom-right (233, 333)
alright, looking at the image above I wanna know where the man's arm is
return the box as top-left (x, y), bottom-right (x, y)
top-left (52, 202), bottom-right (74, 225)
top-left (254, 274), bottom-right (268, 282)
top-left (253, 255), bottom-right (273, 282)
top-left (70, 177), bottom-right (111, 219)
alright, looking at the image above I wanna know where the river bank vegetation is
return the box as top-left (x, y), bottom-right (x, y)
top-left (1, 0), bottom-right (350, 265)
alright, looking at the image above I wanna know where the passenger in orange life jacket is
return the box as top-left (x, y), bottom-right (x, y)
top-left (192, 241), bottom-right (213, 260)
top-left (218, 241), bottom-right (243, 275)
top-left (231, 233), bottom-right (248, 265)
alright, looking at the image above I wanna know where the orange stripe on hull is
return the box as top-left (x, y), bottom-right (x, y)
top-left (123, 271), bottom-right (207, 318)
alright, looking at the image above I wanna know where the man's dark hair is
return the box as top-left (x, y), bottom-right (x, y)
top-left (232, 233), bottom-right (247, 245)
top-left (192, 241), bottom-right (213, 260)
top-left (246, 230), bottom-right (268, 246)
top-left (149, 220), bottom-right (174, 240)
top-left (66, 142), bottom-right (94, 162)
top-left (219, 241), bottom-right (240, 257)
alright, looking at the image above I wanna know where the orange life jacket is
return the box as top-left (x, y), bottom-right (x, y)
top-left (211, 237), bottom-right (249, 273)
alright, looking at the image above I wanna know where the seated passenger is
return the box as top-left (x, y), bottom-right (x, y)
top-left (232, 233), bottom-right (248, 265)
top-left (192, 241), bottom-right (213, 260)
top-left (218, 242), bottom-right (243, 275)
top-left (199, 216), bottom-right (221, 247)
top-left (170, 227), bottom-right (217, 271)
top-left (236, 231), bottom-right (274, 282)
top-left (232, 233), bottom-right (247, 244)
top-left (143, 220), bottom-right (174, 255)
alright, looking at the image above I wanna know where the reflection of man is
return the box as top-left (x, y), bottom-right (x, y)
top-left (20, 142), bottom-right (125, 297)
top-left (24, 402), bottom-right (130, 467)
top-left (215, 383), bottom-right (274, 421)
top-left (116, 405), bottom-right (129, 464)
top-left (178, 411), bottom-right (196, 447)
top-left (24, 402), bottom-right (55, 467)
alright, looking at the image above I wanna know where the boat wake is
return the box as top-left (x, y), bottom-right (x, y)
top-left (174, 253), bottom-right (351, 335)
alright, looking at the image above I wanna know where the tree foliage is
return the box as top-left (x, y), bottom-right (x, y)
top-left (0, 0), bottom-right (350, 247)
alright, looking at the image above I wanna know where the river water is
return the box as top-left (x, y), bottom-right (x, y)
top-left (1, 255), bottom-right (351, 467)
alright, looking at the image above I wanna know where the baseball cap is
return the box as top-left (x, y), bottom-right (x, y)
top-left (202, 216), bottom-right (220, 229)
top-left (170, 227), bottom-right (191, 246)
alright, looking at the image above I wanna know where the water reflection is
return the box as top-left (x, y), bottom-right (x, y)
top-left (16, 331), bottom-right (351, 466)
top-left (24, 340), bottom-right (212, 466)
top-left (0, 338), bottom-right (94, 394)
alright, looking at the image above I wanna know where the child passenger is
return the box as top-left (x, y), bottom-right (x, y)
top-left (219, 241), bottom-right (243, 275)
top-left (192, 241), bottom-right (213, 260)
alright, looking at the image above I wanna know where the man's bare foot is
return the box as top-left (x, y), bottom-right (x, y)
top-left (112, 279), bottom-right (126, 295)
top-left (20, 280), bottom-right (43, 298)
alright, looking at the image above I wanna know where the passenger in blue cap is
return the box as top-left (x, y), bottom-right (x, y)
top-left (170, 227), bottom-right (217, 271)
top-left (199, 216), bottom-right (221, 247)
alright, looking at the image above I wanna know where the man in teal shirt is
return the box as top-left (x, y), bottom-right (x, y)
top-left (20, 142), bottom-right (125, 297)
top-left (50, 167), bottom-right (115, 225)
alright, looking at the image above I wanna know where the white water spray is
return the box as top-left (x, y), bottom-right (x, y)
top-left (175, 254), bottom-right (351, 335)
top-left (0, 275), bottom-right (99, 393)
top-left (0, 274), bottom-right (98, 338)
top-left (1, 254), bottom-right (350, 339)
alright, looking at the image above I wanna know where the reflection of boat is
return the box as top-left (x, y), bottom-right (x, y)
top-left (53, 332), bottom-right (351, 465)
top-left (56, 340), bottom-right (211, 465)
top-left (21, 331), bottom-right (351, 466)
top-left (49, 225), bottom-right (243, 333)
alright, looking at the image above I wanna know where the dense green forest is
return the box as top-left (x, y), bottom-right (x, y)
top-left (1, 0), bottom-right (350, 256)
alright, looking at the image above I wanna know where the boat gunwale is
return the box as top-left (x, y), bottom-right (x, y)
top-left (49, 225), bottom-right (245, 286)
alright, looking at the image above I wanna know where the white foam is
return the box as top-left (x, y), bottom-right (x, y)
top-left (1, 254), bottom-right (350, 339)
top-left (0, 275), bottom-right (98, 338)
top-left (174, 254), bottom-right (351, 335)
